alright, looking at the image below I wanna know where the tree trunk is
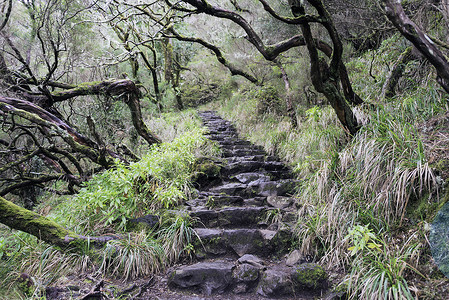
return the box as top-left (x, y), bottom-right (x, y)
top-left (290, 0), bottom-right (359, 135)
top-left (275, 60), bottom-right (297, 127)
top-left (50, 79), bottom-right (161, 145)
top-left (0, 196), bottom-right (116, 249)
top-left (163, 38), bottom-right (173, 83)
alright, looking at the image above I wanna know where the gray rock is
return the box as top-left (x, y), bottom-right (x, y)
top-left (257, 268), bottom-right (293, 297)
top-left (127, 214), bottom-right (159, 231)
top-left (232, 263), bottom-right (261, 294)
top-left (267, 196), bottom-right (293, 209)
top-left (233, 263), bottom-right (260, 282)
top-left (224, 229), bottom-right (266, 257)
top-left (286, 250), bottom-right (302, 266)
top-left (234, 172), bottom-right (270, 184)
top-left (210, 182), bottom-right (247, 195)
top-left (250, 180), bottom-right (298, 197)
top-left (168, 262), bottom-right (234, 295)
top-left (237, 254), bottom-right (264, 268)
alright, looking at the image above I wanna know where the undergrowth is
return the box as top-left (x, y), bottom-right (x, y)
top-left (0, 110), bottom-right (216, 298)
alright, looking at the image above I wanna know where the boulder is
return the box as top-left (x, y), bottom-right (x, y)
top-left (291, 263), bottom-right (328, 290)
top-left (168, 262), bottom-right (234, 295)
top-left (257, 268), bottom-right (293, 297)
top-left (127, 214), bottom-right (159, 231)
top-left (232, 263), bottom-right (260, 293)
top-left (234, 172), bottom-right (270, 184)
top-left (237, 254), bottom-right (265, 269)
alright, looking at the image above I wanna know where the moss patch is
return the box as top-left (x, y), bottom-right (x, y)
top-left (291, 263), bottom-right (327, 290)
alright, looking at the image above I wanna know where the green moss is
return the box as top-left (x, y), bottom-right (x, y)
top-left (292, 263), bottom-right (327, 290)
top-left (0, 196), bottom-right (81, 249)
top-left (193, 157), bottom-right (221, 178)
top-left (240, 268), bottom-right (258, 281)
top-left (16, 273), bottom-right (36, 297)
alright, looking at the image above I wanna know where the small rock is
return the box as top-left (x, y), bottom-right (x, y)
top-left (286, 250), bottom-right (302, 266)
top-left (210, 182), bottom-right (247, 195)
top-left (237, 254), bottom-right (265, 268)
top-left (234, 173), bottom-right (270, 184)
top-left (233, 283), bottom-right (248, 294)
top-left (127, 214), bottom-right (159, 231)
top-left (267, 196), bottom-right (293, 209)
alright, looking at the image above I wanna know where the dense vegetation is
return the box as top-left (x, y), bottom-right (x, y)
top-left (1, 0), bottom-right (449, 299)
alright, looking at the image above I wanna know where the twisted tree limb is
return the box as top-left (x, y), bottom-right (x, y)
top-left (0, 195), bottom-right (117, 249)
top-left (382, 0), bottom-right (449, 93)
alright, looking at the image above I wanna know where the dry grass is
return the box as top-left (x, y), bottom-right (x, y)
top-left (100, 231), bottom-right (164, 281)
top-left (295, 109), bottom-right (438, 274)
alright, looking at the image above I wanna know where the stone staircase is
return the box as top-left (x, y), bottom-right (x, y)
top-left (164, 111), bottom-right (329, 299)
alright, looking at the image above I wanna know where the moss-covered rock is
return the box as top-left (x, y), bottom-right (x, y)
top-left (192, 157), bottom-right (222, 187)
top-left (291, 263), bottom-right (327, 290)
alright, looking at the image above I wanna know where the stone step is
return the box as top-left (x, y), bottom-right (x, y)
top-left (168, 260), bottom-right (234, 295)
top-left (222, 160), bottom-right (289, 176)
top-left (222, 149), bottom-right (266, 157)
top-left (221, 144), bottom-right (263, 151)
top-left (226, 155), bottom-right (279, 164)
top-left (208, 178), bottom-right (298, 198)
top-left (193, 228), bottom-right (291, 258)
top-left (191, 206), bottom-right (267, 228)
top-left (168, 259), bottom-right (328, 298)
top-left (217, 139), bottom-right (252, 146)
top-left (206, 133), bottom-right (238, 140)
top-left (232, 172), bottom-right (271, 184)
top-left (186, 195), bottom-right (244, 209)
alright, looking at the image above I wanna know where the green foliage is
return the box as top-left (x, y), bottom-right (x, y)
top-left (343, 229), bottom-right (420, 300)
top-left (158, 212), bottom-right (198, 262)
top-left (0, 237), bottom-right (7, 260)
top-left (250, 85), bottom-right (286, 115)
top-left (0, 111), bottom-right (216, 290)
top-left (345, 225), bottom-right (382, 256)
top-left (305, 106), bottom-right (322, 122)
top-left (72, 129), bottom-right (207, 231)
top-left (100, 231), bottom-right (164, 281)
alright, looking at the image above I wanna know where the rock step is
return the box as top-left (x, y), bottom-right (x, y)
top-left (168, 259), bottom-right (329, 298)
top-left (190, 206), bottom-right (268, 229)
top-left (193, 228), bottom-right (291, 258)
top-left (208, 179), bottom-right (297, 197)
top-left (214, 139), bottom-right (252, 146)
top-left (222, 148), bottom-right (266, 157)
top-left (226, 155), bottom-right (279, 163)
top-left (222, 160), bottom-right (290, 176)
top-left (186, 192), bottom-right (266, 209)
top-left (221, 144), bottom-right (264, 151)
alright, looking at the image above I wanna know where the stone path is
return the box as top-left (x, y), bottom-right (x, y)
top-left (161, 111), bottom-right (329, 299)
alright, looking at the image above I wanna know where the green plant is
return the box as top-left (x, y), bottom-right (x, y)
top-left (100, 231), bottom-right (164, 280)
top-left (265, 208), bottom-right (282, 224)
top-left (343, 233), bottom-right (421, 300)
top-left (0, 237), bottom-right (7, 260)
top-left (69, 128), bottom-right (208, 232)
top-left (305, 106), bottom-right (322, 122)
top-left (345, 225), bottom-right (382, 256)
top-left (158, 212), bottom-right (198, 263)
